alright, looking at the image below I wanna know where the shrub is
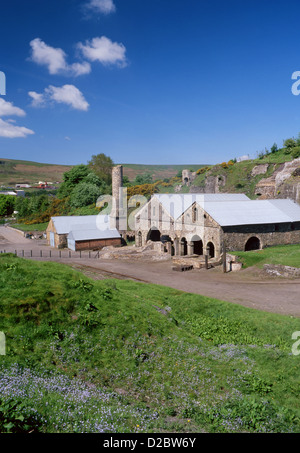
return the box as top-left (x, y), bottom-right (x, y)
top-left (291, 147), bottom-right (300, 159)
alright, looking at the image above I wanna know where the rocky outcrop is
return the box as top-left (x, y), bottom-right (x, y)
top-left (251, 164), bottom-right (269, 177)
top-left (190, 174), bottom-right (226, 193)
top-left (255, 158), bottom-right (300, 203)
top-left (264, 263), bottom-right (300, 278)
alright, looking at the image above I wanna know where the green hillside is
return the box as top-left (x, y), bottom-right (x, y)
top-left (0, 158), bottom-right (72, 186)
top-left (1, 254), bottom-right (300, 433)
top-left (0, 158), bottom-right (206, 186)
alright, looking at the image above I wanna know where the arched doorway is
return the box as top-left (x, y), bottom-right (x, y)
top-left (147, 227), bottom-right (161, 242)
top-left (191, 235), bottom-right (203, 255)
top-left (206, 241), bottom-right (215, 258)
top-left (245, 236), bottom-right (261, 251)
top-left (180, 237), bottom-right (187, 255)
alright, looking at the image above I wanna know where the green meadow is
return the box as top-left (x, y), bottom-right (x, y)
top-left (0, 254), bottom-right (300, 433)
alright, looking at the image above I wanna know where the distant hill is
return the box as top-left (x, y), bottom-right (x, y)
top-left (0, 158), bottom-right (206, 186)
top-left (0, 158), bottom-right (72, 186)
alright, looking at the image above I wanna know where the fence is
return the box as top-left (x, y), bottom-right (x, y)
top-left (0, 249), bottom-right (101, 259)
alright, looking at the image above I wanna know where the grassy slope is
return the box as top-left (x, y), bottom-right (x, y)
top-left (0, 254), bottom-right (300, 433)
top-left (191, 149), bottom-right (296, 199)
top-left (231, 244), bottom-right (300, 269)
top-left (0, 158), bottom-right (72, 186)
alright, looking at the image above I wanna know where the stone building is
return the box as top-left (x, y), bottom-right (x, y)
top-left (134, 193), bottom-right (300, 259)
top-left (182, 169), bottom-right (197, 186)
top-left (46, 215), bottom-right (121, 250)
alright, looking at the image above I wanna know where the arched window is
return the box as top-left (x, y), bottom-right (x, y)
top-left (192, 207), bottom-right (198, 223)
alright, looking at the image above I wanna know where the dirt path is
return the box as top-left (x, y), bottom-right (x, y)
top-left (1, 225), bottom-right (300, 317)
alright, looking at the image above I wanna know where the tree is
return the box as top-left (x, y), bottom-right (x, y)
top-left (57, 164), bottom-right (90, 199)
top-left (133, 172), bottom-right (153, 186)
top-left (283, 138), bottom-right (297, 152)
top-left (88, 153), bottom-right (114, 185)
top-left (70, 182), bottom-right (103, 208)
top-left (0, 195), bottom-right (15, 217)
top-left (271, 143), bottom-right (278, 154)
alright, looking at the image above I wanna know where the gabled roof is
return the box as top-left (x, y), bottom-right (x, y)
top-left (150, 193), bottom-right (251, 220)
top-left (51, 215), bottom-right (111, 234)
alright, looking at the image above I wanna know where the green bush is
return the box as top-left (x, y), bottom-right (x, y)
top-left (291, 147), bottom-right (300, 159)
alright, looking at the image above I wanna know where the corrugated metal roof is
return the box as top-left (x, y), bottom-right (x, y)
top-left (68, 228), bottom-right (120, 241)
top-left (152, 193), bottom-right (250, 220)
top-left (52, 215), bottom-right (110, 234)
top-left (201, 199), bottom-right (300, 226)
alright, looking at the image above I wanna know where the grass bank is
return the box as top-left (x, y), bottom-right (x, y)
top-left (231, 244), bottom-right (300, 269)
top-left (0, 254), bottom-right (300, 433)
top-left (9, 222), bottom-right (48, 232)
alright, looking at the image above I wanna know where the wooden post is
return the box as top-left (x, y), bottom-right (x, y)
top-left (205, 254), bottom-right (208, 269)
top-left (222, 241), bottom-right (226, 273)
top-left (59, 250), bottom-right (61, 258)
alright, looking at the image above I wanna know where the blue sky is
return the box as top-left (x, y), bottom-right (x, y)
top-left (1, 0), bottom-right (300, 166)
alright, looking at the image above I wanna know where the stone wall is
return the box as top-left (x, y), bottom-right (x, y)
top-left (222, 223), bottom-right (300, 251)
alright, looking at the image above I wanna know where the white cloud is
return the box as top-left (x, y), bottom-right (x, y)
top-left (78, 36), bottom-right (127, 67)
top-left (0, 119), bottom-right (34, 138)
top-left (0, 99), bottom-right (34, 138)
top-left (69, 61), bottom-right (91, 76)
top-left (85, 0), bottom-right (116, 14)
top-left (29, 38), bottom-right (91, 76)
top-left (29, 84), bottom-right (89, 112)
top-left (28, 91), bottom-right (45, 108)
top-left (0, 98), bottom-right (26, 117)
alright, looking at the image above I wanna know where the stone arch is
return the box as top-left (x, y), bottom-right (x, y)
top-left (245, 236), bottom-right (261, 251)
top-left (206, 241), bottom-right (215, 258)
top-left (180, 237), bottom-right (188, 256)
top-left (147, 227), bottom-right (161, 242)
top-left (191, 234), bottom-right (203, 255)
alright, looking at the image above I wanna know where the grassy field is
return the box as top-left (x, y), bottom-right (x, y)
top-left (231, 244), bottom-right (300, 269)
top-left (9, 223), bottom-right (49, 232)
top-left (1, 254), bottom-right (300, 433)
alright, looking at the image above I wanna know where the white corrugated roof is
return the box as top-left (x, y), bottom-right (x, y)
top-left (201, 199), bottom-right (300, 226)
top-left (268, 199), bottom-right (300, 222)
top-left (68, 228), bottom-right (120, 241)
top-left (52, 215), bottom-right (111, 234)
top-left (152, 193), bottom-right (250, 220)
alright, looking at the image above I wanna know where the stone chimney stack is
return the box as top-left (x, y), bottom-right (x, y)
top-left (110, 165), bottom-right (126, 233)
